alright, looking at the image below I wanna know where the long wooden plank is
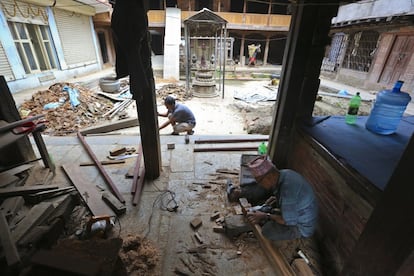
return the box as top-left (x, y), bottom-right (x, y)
top-left (194, 137), bottom-right (269, 144)
top-left (79, 160), bottom-right (125, 166)
top-left (194, 146), bottom-right (258, 152)
top-left (62, 165), bottom-right (115, 217)
top-left (0, 184), bottom-right (58, 197)
top-left (76, 132), bottom-right (125, 203)
top-left (80, 117), bottom-right (138, 135)
top-left (0, 212), bottom-right (20, 266)
top-left (250, 224), bottom-right (295, 276)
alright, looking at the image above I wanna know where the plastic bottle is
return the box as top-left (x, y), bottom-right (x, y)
top-left (365, 80), bottom-right (412, 135)
top-left (345, 92), bottom-right (361, 124)
top-left (258, 142), bottom-right (267, 155)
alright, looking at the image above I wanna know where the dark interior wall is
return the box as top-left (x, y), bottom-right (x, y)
top-left (166, 0), bottom-right (178, 7)
top-left (150, 31), bottom-right (164, 55)
top-left (268, 35), bottom-right (287, 65)
top-left (145, 0), bottom-right (163, 9)
top-left (288, 132), bottom-right (377, 275)
top-left (230, 0), bottom-right (243, 12)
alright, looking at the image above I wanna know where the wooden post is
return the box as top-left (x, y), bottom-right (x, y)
top-left (268, 0), bottom-right (338, 167)
top-left (111, 1), bottom-right (161, 179)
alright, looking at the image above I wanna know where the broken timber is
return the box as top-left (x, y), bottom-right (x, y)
top-left (76, 131), bottom-right (125, 203)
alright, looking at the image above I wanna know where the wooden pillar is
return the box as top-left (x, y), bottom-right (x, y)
top-left (240, 34), bottom-right (245, 67)
top-left (263, 36), bottom-right (270, 65)
top-left (111, 0), bottom-right (161, 179)
top-left (267, 0), bottom-right (272, 26)
top-left (268, 0), bottom-right (338, 167)
top-left (0, 76), bottom-right (35, 167)
top-left (341, 133), bottom-right (414, 275)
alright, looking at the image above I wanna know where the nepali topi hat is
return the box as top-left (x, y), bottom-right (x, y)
top-left (247, 155), bottom-right (275, 180)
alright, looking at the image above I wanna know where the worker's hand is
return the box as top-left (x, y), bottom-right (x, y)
top-left (246, 211), bottom-right (267, 225)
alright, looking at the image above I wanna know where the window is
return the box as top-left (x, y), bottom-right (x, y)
top-left (342, 31), bottom-right (379, 72)
top-left (8, 21), bottom-right (57, 74)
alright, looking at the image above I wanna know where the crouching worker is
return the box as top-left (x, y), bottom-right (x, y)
top-left (228, 156), bottom-right (318, 241)
top-left (158, 95), bottom-right (196, 135)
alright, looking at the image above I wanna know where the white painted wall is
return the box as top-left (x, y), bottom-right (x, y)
top-left (163, 8), bottom-right (181, 80)
top-left (332, 0), bottom-right (414, 23)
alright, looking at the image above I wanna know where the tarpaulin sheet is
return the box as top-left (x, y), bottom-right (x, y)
top-left (302, 116), bottom-right (414, 191)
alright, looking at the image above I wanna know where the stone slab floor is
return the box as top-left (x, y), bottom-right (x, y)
top-left (30, 133), bottom-right (275, 275)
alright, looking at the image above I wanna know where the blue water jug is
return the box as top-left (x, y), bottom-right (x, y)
top-left (365, 80), bottom-right (411, 135)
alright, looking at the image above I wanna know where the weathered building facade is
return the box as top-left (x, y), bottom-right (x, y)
top-left (322, 0), bottom-right (414, 92)
top-left (0, 0), bottom-right (110, 93)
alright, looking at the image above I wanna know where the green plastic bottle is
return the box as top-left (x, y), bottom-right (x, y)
top-left (345, 92), bottom-right (361, 124)
top-left (258, 142), bottom-right (267, 155)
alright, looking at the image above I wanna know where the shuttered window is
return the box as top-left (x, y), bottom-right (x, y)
top-left (53, 8), bottom-right (97, 67)
top-left (342, 31), bottom-right (379, 72)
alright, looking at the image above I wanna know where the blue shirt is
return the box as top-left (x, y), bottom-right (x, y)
top-left (170, 103), bottom-right (196, 125)
top-left (272, 169), bottom-right (318, 237)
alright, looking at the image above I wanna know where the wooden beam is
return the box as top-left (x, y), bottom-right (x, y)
top-left (238, 198), bottom-right (295, 276)
top-left (79, 160), bottom-right (126, 166)
top-left (194, 137), bottom-right (268, 144)
top-left (111, 1), bottom-right (161, 180)
top-left (194, 146), bottom-right (258, 152)
top-left (76, 132), bottom-right (125, 203)
top-left (268, 1), bottom-right (339, 168)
